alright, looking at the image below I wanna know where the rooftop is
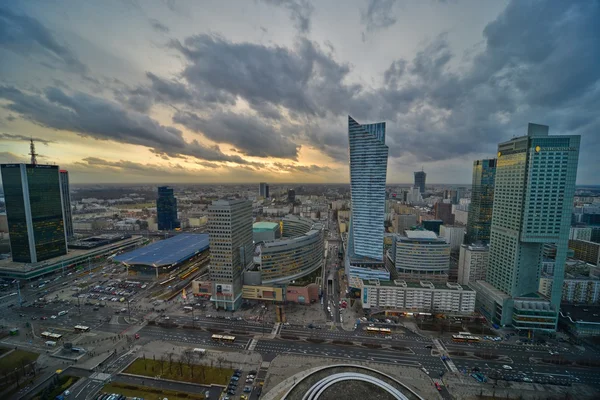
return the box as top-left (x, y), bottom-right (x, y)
top-left (363, 278), bottom-right (473, 291)
top-left (114, 233), bottom-right (209, 267)
top-left (253, 221), bottom-right (279, 231)
top-left (405, 230), bottom-right (438, 239)
top-left (560, 305), bottom-right (600, 324)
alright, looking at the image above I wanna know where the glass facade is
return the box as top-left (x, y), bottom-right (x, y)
top-left (59, 170), bottom-right (74, 240)
top-left (465, 159), bottom-right (496, 244)
top-left (156, 186), bottom-right (180, 230)
top-left (414, 170), bottom-right (426, 194)
top-left (348, 115), bottom-right (388, 261)
top-left (0, 164), bottom-right (67, 263)
top-left (484, 124), bottom-right (580, 328)
top-left (1, 164), bottom-right (31, 262)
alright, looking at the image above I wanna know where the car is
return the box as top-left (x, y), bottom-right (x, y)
top-left (434, 382), bottom-right (442, 391)
top-left (40, 316), bottom-right (47, 320)
top-left (502, 365), bottom-right (513, 370)
top-left (135, 333), bottom-right (140, 339)
top-left (51, 315), bottom-right (57, 319)
top-left (19, 313), bottom-right (25, 317)
top-left (241, 396), bottom-right (248, 400)
top-left (243, 386), bottom-right (252, 393)
top-left (231, 376), bottom-right (239, 381)
top-left (227, 390), bottom-right (236, 395)
top-left (249, 370), bottom-right (257, 375)
top-left (471, 367), bottom-right (480, 372)
top-left (31, 316), bottom-right (37, 320)
top-left (425, 345), bottom-right (433, 349)
top-left (247, 374), bottom-right (255, 378)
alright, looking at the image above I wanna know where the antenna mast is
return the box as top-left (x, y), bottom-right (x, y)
top-left (29, 138), bottom-right (38, 165)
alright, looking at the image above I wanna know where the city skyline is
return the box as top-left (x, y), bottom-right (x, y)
top-left (1, 1), bottom-right (599, 185)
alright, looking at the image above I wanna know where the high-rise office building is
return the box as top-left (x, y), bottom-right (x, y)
top-left (59, 169), bottom-right (74, 241)
top-left (465, 159), bottom-right (496, 244)
top-left (287, 189), bottom-right (295, 203)
top-left (473, 123), bottom-right (580, 331)
top-left (156, 186), bottom-right (180, 230)
top-left (414, 170), bottom-right (426, 194)
top-left (434, 202), bottom-right (455, 225)
top-left (259, 182), bottom-right (269, 198)
top-left (458, 243), bottom-right (489, 285)
top-left (1, 163), bottom-right (67, 263)
top-left (208, 199), bottom-right (254, 310)
top-left (348, 115), bottom-right (388, 261)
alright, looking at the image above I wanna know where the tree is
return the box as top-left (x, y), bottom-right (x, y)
top-left (182, 350), bottom-right (194, 378)
top-left (177, 354), bottom-right (184, 376)
top-left (159, 354), bottom-right (166, 375)
top-left (168, 352), bottom-right (174, 374)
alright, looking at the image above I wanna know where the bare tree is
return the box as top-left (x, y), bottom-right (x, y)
top-left (216, 356), bottom-right (225, 370)
top-left (159, 354), bottom-right (166, 375)
top-left (177, 354), bottom-right (184, 376)
top-left (168, 352), bottom-right (174, 374)
top-left (182, 350), bottom-right (194, 378)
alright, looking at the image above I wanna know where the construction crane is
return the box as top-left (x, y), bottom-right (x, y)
top-left (29, 138), bottom-right (38, 165)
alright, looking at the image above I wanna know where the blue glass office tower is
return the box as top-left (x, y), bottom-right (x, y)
top-left (473, 124), bottom-right (580, 332)
top-left (465, 159), bottom-right (496, 244)
top-left (157, 186), bottom-right (180, 231)
top-left (348, 115), bottom-right (388, 261)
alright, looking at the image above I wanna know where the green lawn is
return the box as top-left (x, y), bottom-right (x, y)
top-left (0, 349), bottom-right (39, 375)
top-left (103, 382), bottom-right (205, 400)
top-left (33, 375), bottom-right (80, 400)
top-left (0, 347), bottom-right (10, 357)
top-left (124, 358), bottom-right (233, 385)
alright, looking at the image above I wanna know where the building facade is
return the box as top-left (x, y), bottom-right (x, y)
top-left (253, 221), bottom-right (280, 243)
top-left (259, 182), bottom-right (269, 198)
top-left (59, 170), bottom-right (74, 241)
top-left (0, 164), bottom-right (67, 263)
top-left (389, 231), bottom-right (450, 282)
top-left (465, 159), bottom-right (496, 244)
top-left (256, 217), bottom-right (324, 284)
top-left (440, 225), bottom-right (466, 252)
top-left (414, 170), bottom-right (426, 194)
top-left (208, 199), bottom-right (254, 310)
top-left (474, 123), bottom-right (580, 331)
top-left (394, 214), bottom-right (418, 235)
top-left (287, 189), bottom-right (295, 203)
top-left (360, 279), bottom-right (476, 314)
top-left (434, 203), bottom-right (455, 226)
top-left (458, 244), bottom-right (489, 285)
top-left (156, 186), bottom-right (180, 231)
top-left (569, 240), bottom-right (600, 267)
top-left (569, 227), bottom-right (592, 242)
top-left (348, 115), bottom-right (388, 261)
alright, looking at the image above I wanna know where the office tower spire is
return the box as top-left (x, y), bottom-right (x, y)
top-left (348, 115), bottom-right (388, 261)
top-left (29, 138), bottom-right (38, 165)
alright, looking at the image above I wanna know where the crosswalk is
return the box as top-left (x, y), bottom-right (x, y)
top-left (247, 338), bottom-right (258, 351)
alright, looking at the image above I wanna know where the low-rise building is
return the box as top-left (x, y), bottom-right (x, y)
top-left (253, 221), bottom-right (280, 243)
top-left (569, 240), bottom-right (600, 267)
top-left (569, 227), bottom-right (593, 242)
top-left (359, 279), bottom-right (476, 314)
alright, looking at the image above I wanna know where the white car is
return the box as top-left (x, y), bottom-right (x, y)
top-left (51, 315), bottom-right (57, 319)
top-left (502, 365), bottom-right (512, 370)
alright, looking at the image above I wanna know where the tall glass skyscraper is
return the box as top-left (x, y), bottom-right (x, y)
top-left (59, 169), bottom-right (74, 241)
top-left (414, 170), bottom-right (426, 194)
top-left (348, 115), bottom-right (388, 261)
top-left (473, 124), bottom-right (580, 332)
top-left (156, 186), bottom-right (180, 230)
top-left (465, 159), bottom-right (496, 244)
top-left (1, 163), bottom-right (67, 263)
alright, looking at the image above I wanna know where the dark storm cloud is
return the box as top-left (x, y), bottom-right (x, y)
top-left (0, 7), bottom-right (88, 74)
top-left (260, 0), bottom-right (314, 34)
top-left (149, 18), bottom-right (170, 33)
top-left (271, 162), bottom-right (333, 174)
top-left (361, 0), bottom-right (398, 32)
top-left (0, 132), bottom-right (54, 145)
top-left (0, 86), bottom-right (248, 164)
top-left (170, 34), bottom-right (359, 118)
top-left (173, 110), bottom-right (300, 159)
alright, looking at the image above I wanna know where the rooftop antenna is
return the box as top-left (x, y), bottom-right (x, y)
top-left (29, 138), bottom-right (38, 165)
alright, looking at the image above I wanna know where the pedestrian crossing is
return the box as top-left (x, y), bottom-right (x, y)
top-left (247, 338), bottom-right (258, 351)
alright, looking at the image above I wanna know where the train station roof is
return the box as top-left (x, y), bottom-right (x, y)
top-left (114, 233), bottom-right (209, 267)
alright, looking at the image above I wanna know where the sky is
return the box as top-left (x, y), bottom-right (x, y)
top-left (0, 0), bottom-right (599, 185)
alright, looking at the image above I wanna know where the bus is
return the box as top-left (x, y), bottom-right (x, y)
top-left (183, 306), bottom-right (193, 312)
top-left (366, 327), bottom-right (392, 335)
top-left (193, 348), bottom-right (206, 355)
top-left (41, 332), bottom-right (63, 340)
top-left (452, 334), bottom-right (481, 343)
top-left (211, 334), bottom-right (236, 343)
top-left (74, 325), bottom-right (91, 333)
